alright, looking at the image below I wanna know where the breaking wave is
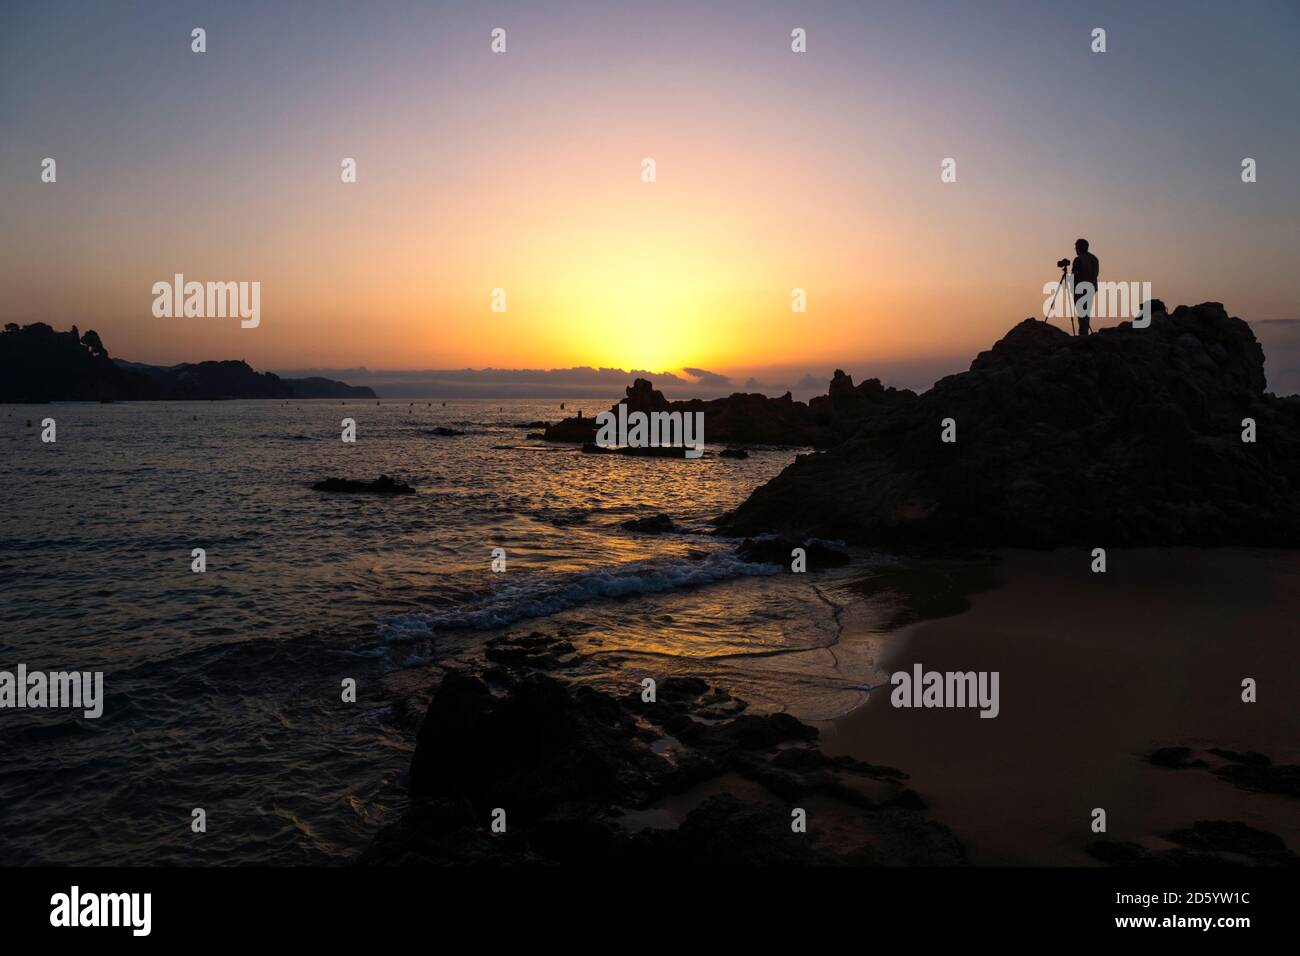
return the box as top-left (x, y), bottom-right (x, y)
top-left (381, 550), bottom-right (781, 640)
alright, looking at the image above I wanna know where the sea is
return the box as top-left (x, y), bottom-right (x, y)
top-left (0, 398), bottom-right (901, 865)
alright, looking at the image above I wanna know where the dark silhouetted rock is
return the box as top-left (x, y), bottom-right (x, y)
top-left (311, 475), bottom-right (414, 494)
top-left (622, 514), bottom-right (675, 534)
top-left (483, 633), bottom-right (577, 669)
top-left (737, 536), bottom-right (851, 569)
top-left (362, 625), bottom-right (966, 866)
top-left (722, 304), bottom-right (1300, 547)
top-left (719, 448), bottom-right (750, 459)
top-left (1208, 748), bottom-right (1271, 767)
top-left (1212, 761), bottom-right (1300, 799)
top-left (407, 671), bottom-right (666, 825)
top-left (427, 427), bottom-right (467, 437)
top-left (581, 441), bottom-right (694, 458)
top-left (1090, 819), bottom-right (1299, 867)
top-left (545, 417), bottom-right (599, 443)
top-left (544, 375), bottom-right (916, 448)
top-left (1145, 745), bottom-right (1299, 800)
top-left (1085, 840), bottom-right (1233, 867)
top-left (1149, 746), bottom-right (1209, 770)
top-left (1166, 820), bottom-right (1297, 863)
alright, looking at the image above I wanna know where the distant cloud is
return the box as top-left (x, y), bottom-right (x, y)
top-left (268, 364), bottom-right (738, 400)
top-left (796, 372), bottom-right (826, 391)
top-left (682, 367), bottom-right (731, 387)
top-left (742, 376), bottom-right (790, 393)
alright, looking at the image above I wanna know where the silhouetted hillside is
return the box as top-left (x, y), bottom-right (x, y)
top-left (281, 376), bottom-right (375, 399)
top-left (0, 323), bottom-right (159, 402)
top-left (0, 323), bottom-right (375, 401)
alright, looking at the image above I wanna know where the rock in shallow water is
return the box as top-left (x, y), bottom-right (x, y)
top-left (359, 631), bottom-right (966, 866)
top-left (621, 513), bottom-right (675, 534)
top-left (544, 375), bottom-right (916, 448)
top-left (311, 474), bottom-right (415, 494)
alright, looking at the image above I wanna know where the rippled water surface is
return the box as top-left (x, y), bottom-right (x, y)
top-left (1, 399), bottom-right (896, 864)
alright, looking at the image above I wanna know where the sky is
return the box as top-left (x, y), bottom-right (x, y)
top-left (2, 0), bottom-right (1298, 393)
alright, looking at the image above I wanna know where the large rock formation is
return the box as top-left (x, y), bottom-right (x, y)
top-left (721, 303), bottom-right (1300, 547)
top-left (544, 375), bottom-right (915, 448)
top-left (359, 632), bottom-right (965, 866)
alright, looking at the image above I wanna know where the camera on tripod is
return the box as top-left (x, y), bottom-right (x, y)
top-left (1056, 258), bottom-right (1070, 269)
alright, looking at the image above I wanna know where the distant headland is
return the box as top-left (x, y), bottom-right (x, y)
top-left (0, 323), bottom-right (376, 402)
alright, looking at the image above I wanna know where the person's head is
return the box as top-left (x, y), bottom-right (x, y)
top-left (1075, 238), bottom-right (1089, 254)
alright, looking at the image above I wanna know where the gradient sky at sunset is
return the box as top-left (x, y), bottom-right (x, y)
top-left (3, 0), bottom-right (1298, 389)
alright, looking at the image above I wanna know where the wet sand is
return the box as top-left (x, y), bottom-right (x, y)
top-left (820, 548), bottom-right (1300, 865)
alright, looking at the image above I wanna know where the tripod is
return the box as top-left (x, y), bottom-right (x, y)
top-left (1045, 266), bottom-right (1075, 335)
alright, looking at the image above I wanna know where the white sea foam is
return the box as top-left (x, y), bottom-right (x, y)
top-left (380, 551), bottom-right (780, 641)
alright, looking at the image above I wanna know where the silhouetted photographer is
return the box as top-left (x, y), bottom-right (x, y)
top-left (1070, 238), bottom-right (1100, 336)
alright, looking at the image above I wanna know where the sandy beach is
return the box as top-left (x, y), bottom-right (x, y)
top-left (821, 548), bottom-right (1300, 865)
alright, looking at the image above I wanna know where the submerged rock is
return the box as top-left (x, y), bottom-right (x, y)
top-left (722, 304), bottom-right (1300, 547)
top-left (621, 514), bottom-right (675, 534)
top-left (580, 441), bottom-right (696, 458)
top-left (311, 475), bottom-right (415, 494)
